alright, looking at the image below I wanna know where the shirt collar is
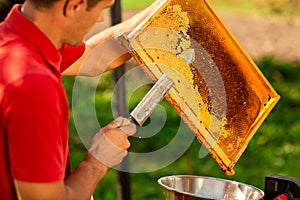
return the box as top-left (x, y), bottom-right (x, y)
top-left (5, 5), bottom-right (62, 71)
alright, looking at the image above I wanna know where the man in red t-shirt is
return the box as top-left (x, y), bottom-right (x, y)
top-left (0, 0), bottom-right (163, 199)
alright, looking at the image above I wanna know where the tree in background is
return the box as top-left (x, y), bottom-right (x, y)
top-left (0, 0), bottom-right (25, 21)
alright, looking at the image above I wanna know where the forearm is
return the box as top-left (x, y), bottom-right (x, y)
top-left (62, 28), bottom-right (130, 77)
top-left (64, 154), bottom-right (108, 200)
top-left (76, 12), bottom-right (149, 76)
top-left (13, 155), bottom-right (107, 200)
top-left (79, 38), bottom-right (130, 76)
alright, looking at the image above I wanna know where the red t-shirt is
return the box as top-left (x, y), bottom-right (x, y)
top-left (0, 5), bottom-right (85, 199)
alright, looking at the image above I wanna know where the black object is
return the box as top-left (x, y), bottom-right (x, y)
top-left (264, 174), bottom-right (300, 200)
top-left (110, 0), bottom-right (131, 199)
top-left (0, 0), bottom-right (25, 21)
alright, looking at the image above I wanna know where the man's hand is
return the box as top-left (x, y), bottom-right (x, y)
top-left (88, 117), bottom-right (136, 167)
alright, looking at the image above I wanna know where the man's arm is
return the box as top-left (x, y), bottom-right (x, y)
top-left (14, 156), bottom-right (106, 200)
top-left (61, 38), bottom-right (131, 77)
top-left (62, 0), bottom-right (165, 77)
top-left (14, 117), bottom-right (135, 200)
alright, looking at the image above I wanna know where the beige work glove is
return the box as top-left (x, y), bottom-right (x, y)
top-left (88, 117), bottom-right (136, 167)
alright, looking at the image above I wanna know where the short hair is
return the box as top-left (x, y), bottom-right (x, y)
top-left (27, 0), bottom-right (102, 10)
top-left (87, 0), bottom-right (102, 10)
top-left (26, 0), bottom-right (61, 9)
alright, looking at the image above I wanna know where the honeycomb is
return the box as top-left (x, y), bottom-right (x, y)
top-left (119, 0), bottom-right (280, 175)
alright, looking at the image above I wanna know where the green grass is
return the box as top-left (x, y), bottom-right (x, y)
top-left (63, 57), bottom-right (300, 199)
top-left (121, 0), bottom-right (154, 10)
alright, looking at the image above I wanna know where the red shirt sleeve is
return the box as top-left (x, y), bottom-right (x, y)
top-left (4, 74), bottom-right (69, 183)
top-left (59, 43), bottom-right (86, 73)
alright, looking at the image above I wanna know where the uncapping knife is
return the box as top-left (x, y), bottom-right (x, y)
top-left (130, 74), bottom-right (174, 126)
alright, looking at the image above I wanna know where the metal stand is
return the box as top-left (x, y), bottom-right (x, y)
top-left (110, 1), bottom-right (131, 199)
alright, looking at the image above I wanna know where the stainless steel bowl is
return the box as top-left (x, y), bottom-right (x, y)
top-left (158, 175), bottom-right (264, 200)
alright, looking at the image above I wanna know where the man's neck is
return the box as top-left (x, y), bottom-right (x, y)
top-left (21, 1), bottom-right (64, 48)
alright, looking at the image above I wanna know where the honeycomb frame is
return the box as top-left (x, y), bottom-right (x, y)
top-left (119, 0), bottom-right (280, 175)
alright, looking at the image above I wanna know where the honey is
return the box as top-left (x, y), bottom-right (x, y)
top-left (119, 0), bottom-right (280, 175)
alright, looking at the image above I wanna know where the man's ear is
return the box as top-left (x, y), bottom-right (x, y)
top-left (63, 0), bottom-right (87, 17)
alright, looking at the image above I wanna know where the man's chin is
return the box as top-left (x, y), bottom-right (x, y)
top-left (67, 40), bottom-right (84, 47)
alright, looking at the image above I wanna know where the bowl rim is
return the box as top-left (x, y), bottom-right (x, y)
top-left (157, 175), bottom-right (264, 199)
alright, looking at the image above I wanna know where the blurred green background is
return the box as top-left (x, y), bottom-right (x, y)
top-left (1, 0), bottom-right (300, 199)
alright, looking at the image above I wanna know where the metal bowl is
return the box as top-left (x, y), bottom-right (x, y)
top-left (158, 175), bottom-right (264, 200)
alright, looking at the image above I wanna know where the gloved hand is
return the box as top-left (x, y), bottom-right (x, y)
top-left (88, 117), bottom-right (136, 167)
